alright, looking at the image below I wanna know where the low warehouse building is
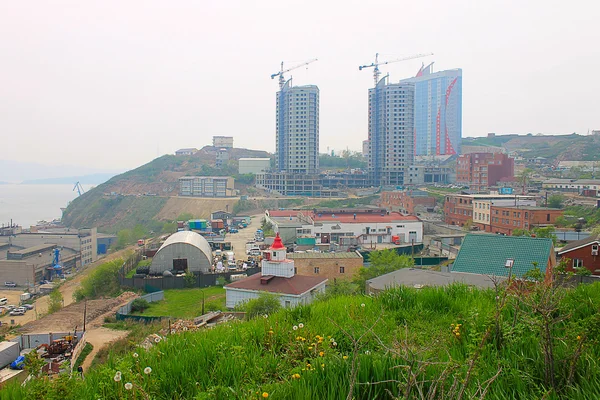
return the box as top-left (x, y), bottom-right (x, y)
top-left (150, 231), bottom-right (213, 275)
top-left (288, 252), bottom-right (363, 282)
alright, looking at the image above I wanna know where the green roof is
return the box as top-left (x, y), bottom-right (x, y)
top-left (452, 234), bottom-right (553, 278)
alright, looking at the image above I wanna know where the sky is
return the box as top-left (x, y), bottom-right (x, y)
top-left (1, 0), bottom-right (598, 171)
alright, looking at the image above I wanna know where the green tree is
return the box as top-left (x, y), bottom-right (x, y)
top-left (47, 289), bottom-right (63, 314)
top-left (24, 350), bottom-right (45, 378)
top-left (74, 259), bottom-right (123, 301)
top-left (116, 229), bottom-right (132, 250)
top-left (243, 292), bottom-right (281, 319)
top-left (547, 194), bottom-right (565, 208)
top-left (463, 219), bottom-right (473, 232)
top-left (353, 249), bottom-right (414, 291)
top-left (184, 270), bottom-right (196, 288)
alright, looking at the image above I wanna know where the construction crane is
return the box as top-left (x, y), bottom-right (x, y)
top-left (359, 53), bottom-right (433, 87)
top-left (73, 182), bottom-right (85, 196)
top-left (271, 59), bottom-right (318, 90)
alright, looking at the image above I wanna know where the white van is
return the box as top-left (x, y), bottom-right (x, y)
top-left (0, 298), bottom-right (8, 306)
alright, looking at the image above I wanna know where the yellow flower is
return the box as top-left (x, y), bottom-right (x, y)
top-left (455, 333), bottom-right (460, 337)
top-left (292, 373), bottom-right (301, 379)
top-left (308, 346), bottom-right (313, 350)
top-left (343, 355), bottom-right (348, 360)
top-left (577, 335), bottom-right (582, 341)
top-left (319, 351), bottom-right (324, 357)
top-left (268, 330), bottom-right (274, 335)
top-left (321, 363), bottom-right (325, 368)
top-left (306, 363), bottom-right (311, 369)
top-left (262, 392), bottom-right (269, 398)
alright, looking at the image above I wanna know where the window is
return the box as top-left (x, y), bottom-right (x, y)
top-left (339, 266), bottom-right (345, 274)
top-left (574, 259), bottom-right (584, 268)
top-left (314, 267), bottom-right (320, 274)
top-left (547, 214), bottom-right (550, 222)
top-left (285, 300), bottom-right (291, 307)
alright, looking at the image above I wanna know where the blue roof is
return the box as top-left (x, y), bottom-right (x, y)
top-left (452, 234), bottom-right (553, 278)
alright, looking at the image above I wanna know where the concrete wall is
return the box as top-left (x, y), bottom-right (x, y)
top-left (0, 260), bottom-right (39, 287)
top-left (291, 256), bottom-right (363, 282)
top-left (225, 283), bottom-right (327, 309)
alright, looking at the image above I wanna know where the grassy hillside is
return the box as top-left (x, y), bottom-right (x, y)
top-left (6, 282), bottom-right (600, 399)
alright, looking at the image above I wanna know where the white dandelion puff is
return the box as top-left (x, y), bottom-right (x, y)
top-left (124, 382), bottom-right (133, 390)
top-left (144, 367), bottom-right (152, 375)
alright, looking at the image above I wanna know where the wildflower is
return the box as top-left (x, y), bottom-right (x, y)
top-left (268, 330), bottom-right (274, 335)
top-left (343, 355), bottom-right (348, 360)
top-left (113, 373), bottom-right (121, 382)
top-left (333, 342), bottom-right (337, 347)
top-left (308, 346), bottom-right (313, 351)
top-left (577, 335), bottom-right (582, 341)
top-left (306, 363), bottom-right (311, 369)
top-left (263, 314), bottom-right (268, 319)
top-left (361, 303), bottom-right (365, 308)
top-left (365, 350), bottom-right (371, 355)
top-left (455, 333), bottom-right (460, 337)
top-left (330, 338), bottom-right (334, 342)
top-left (319, 351), bottom-right (324, 357)
top-left (292, 373), bottom-right (301, 379)
top-left (293, 325), bottom-right (298, 331)
top-left (125, 382), bottom-right (133, 390)
top-left (132, 352), bottom-right (139, 358)
top-left (321, 363), bottom-right (325, 368)
top-left (144, 367), bottom-right (152, 375)
top-left (298, 323), bottom-right (304, 328)
top-left (262, 392), bottom-right (269, 398)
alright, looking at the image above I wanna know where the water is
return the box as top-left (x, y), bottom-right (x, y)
top-left (0, 184), bottom-right (93, 228)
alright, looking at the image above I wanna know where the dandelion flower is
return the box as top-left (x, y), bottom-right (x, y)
top-left (333, 342), bottom-right (337, 347)
top-left (132, 352), bottom-right (139, 358)
top-left (298, 323), bottom-right (304, 329)
top-left (268, 330), bottom-right (274, 334)
top-left (321, 363), bottom-right (325, 368)
top-left (577, 335), bottom-right (582, 340)
top-left (292, 373), bottom-right (301, 379)
top-left (144, 367), bottom-right (152, 375)
top-left (262, 392), bottom-right (269, 398)
top-left (154, 337), bottom-right (161, 343)
top-left (361, 303), bottom-right (365, 308)
top-left (319, 351), bottom-right (324, 357)
top-left (293, 325), bottom-right (298, 331)
top-left (125, 382), bottom-right (133, 390)
top-left (308, 346), bottom-right (313, 351)
top-left (343, 355), bottom-right (348, 360)
top-left (263, 314), bottom-right (268, 319)
top-left (114, 374), bottom-right (121, 382)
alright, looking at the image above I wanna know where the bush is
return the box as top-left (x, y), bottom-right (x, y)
top-left (130, 298), bottom-right (150, 313)
top-left (244, 292), bottom-right (281, 319)
top-left (74, 259), bottom-right (123, 301)
top-left (47, 289), bottom-right (63, 314)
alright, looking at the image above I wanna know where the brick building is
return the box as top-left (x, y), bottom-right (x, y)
top-left (557, 234), bottom-right (600, 275)
top-left (483, 206), bottom-right (564, 235)
top-left (444, 194), bottom-right (536, 228)
top-left (288, 252), bottom-right (363, 282)
top-left (456, 152), bottom-right (514, 191)
top-left (380, 190), bottom-right (436, 215)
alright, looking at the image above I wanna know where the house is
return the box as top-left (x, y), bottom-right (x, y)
top-left (175, 148), bottom-right (198, 156)
top-left (366, 268), bottom-right (504, 294)
top-left (225, 233), bottom-right (327, 309)
top-left (451, 234), bottom-right (556, 278)
top-left (288, 252), bottom-right (363, 282)
top-left (557, 234), bottom-right (600, 275)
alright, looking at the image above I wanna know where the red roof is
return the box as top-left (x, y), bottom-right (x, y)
top-left (270, 232), bottom-right (285, 250)
top-left (311, 212), bottom-right (418, 223)
top-left (225, 274), bottom-right (328, 296)
top-left (267, 210), bottom-right (302, 218)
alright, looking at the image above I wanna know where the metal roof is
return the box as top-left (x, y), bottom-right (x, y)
top-left (367, 268), bottom-right (504, 291)
top-left (156, 231), bottom-right (212, 258)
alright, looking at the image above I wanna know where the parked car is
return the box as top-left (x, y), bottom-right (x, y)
top-left (229, 228), bottom-right (238, 234)
top-left (15, 307), bottom-right (27, 313)
top-left (9, 310), bottom-right (24, 316)
top-left (22, 304), bottom-right (34, 310)
top-left (4, 282), bottom-right (16, 287)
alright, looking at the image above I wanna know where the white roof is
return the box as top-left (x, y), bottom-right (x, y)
top-left (157, 231), bottom-right (212, 258)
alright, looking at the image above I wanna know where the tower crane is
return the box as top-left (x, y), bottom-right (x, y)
top-left (271, 59), bottom-right (318, 90)
top-left (73, 181), bottom-right (85, 196)
top-left (359, 53), bottom-right (433, 87)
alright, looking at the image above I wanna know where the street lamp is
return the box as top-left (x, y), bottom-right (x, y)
top-left (505, 258), bottom-right (515, 282)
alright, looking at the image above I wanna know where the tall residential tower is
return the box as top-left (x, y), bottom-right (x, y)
top-left (275, 80), bottom-right (320, 174)
top-left (368, 77), bottom-right (415, 186)
top-left (401, 65), bottom-right (462, 156)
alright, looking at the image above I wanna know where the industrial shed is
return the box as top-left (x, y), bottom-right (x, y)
top-left (150, 231), bottom-right (213, 275)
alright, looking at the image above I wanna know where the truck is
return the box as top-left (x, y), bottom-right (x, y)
top-left (392, 235), bottom-right (401, 245)
top-left (20, 293), bottom-right (31, 302)
top-left (226, 251), bottom-right (236, 270)
top-left (137, 239), bottom-right (145, 247)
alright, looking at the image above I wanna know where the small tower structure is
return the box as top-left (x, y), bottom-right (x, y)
top-left (261, 233), bottom-right (294, 278)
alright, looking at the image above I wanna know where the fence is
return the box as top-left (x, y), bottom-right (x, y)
top-left (70, 333), bottom-right (87, 373)
top-left (116, 291), bottom-right (165, 322)
top-left (10, 331), bottom-right (85, 350)
top-left (119, 267), bottom-right (260, 291)
top-left (118, 249), bottom-right (144, 280)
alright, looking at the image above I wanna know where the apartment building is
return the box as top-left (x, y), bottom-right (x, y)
top-left (380, 190), bottom-right (436, 215)
top-left (444, 194), bottom-right (536, 227)
top-left (456, 153), bottom-right (514, 191)
top-left (179, 176), bottom-right (235, 197)
top-left (484, 206), bottom-right (564, 235)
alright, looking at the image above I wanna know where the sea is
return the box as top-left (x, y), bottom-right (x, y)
top-left (0, 184), bottom-right (94, 228)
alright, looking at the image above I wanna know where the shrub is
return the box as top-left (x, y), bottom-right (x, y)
top-left (47, 289), bottom-right (63, 314)
top-left (130, 298), bottom-right (150, 313)
top-left (244, 292), bottom-right (281, 319)
top-left (74, 259), bottom-right (123, 301)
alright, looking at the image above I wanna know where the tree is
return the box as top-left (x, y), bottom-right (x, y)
top-left (74, 259), bottom-right (122, 301)
top-left (116, 229), bottom-right (132, 250)
top-left (547, 194), bottom-right (565, 209)
top-left (353, 249), bottom-right (414, 291)
top-left (47, 288), bottom-right (63, 314)
top-left (184, 270), bottom-right (196, 288)
top-left (130, 298), bottom-right (150, 313)
top-left (24, 350), bottom-right (45, 378)
top-left (463, 219), bottom-right (474, 232)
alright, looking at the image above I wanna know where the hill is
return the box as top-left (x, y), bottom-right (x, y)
top-left (61, 146), bottom-right (270, 233)
top-left (4, 282), bottom-right (600, 399)
top-left (463, 133), bottom-right (600, 162)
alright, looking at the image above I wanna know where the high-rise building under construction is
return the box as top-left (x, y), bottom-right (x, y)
top-left (401, 65), bottom-right (462, 156)
top-left (275, 80), bottom-right (320, 174)
top-left (367, 78), bottom-right (415, 187)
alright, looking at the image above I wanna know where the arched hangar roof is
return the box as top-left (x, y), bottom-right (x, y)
top-left (155, 231), bottom-right (213, 260)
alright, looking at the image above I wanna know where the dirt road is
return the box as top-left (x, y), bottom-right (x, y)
top-left (80, 327), bottom-right (129, 371)
top-left (226, 214), bottom-right (263, 261)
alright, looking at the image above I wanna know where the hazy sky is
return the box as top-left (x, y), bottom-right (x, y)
top-left (1, 0), bottom-right (598, 171)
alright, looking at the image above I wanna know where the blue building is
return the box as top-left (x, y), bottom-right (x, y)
top-left (402, 65), bottom-right (462, 156)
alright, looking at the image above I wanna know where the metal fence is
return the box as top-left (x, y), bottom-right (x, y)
top-left (116, 291), bottom-right (165, 322)
top-left (119, 268), bottom-right (260, 291)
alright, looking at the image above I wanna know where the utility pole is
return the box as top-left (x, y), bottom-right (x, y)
top-left (83, 300), bottom-right (87, 332)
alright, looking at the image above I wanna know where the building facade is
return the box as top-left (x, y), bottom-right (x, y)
top-left (288, 252), bottom-right (363, 282)
top-left (456, 153), bottom-right (514, 191)
top-left (368, 79), bottom-right (415, 186)
top-left (213, 136), bottom-right (233, 148)
top-left (239, 158), bottom-right (271, 175)
top-left (175, 148), bottom-right (198, 156)
top-left (557, 234), bottom-right (600, 275)
top-left (380, 190), bottom-right (436, 215)
top-left (276, 81), bottom-right (319, 174)
top-left (444, 194), bottom-right (536, 227)
top-left (179, 176), bottom-right (235, 197)
top-left (401, 66), bottom-right (462, 156)
top-left (475, 205), bottom-right (563, 235)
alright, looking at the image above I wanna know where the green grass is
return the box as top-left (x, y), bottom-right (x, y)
top-left (5, 283), bottom-right (600, 399)
top-left (132, 287), bottom-right (226, 318)
top-left (72, 343), bottom-right (94, 371)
